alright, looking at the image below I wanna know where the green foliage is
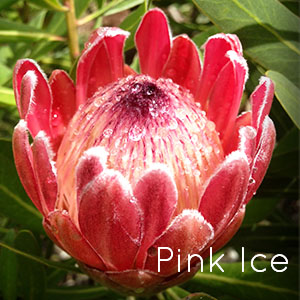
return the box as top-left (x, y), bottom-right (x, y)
top-left (0, 1), bottom-right (298, 300)
top-left (184, 262), bottom-right (299, 300)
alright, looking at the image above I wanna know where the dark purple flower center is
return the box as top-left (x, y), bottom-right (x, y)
top-left (114, 78), bottom-right (170, 118)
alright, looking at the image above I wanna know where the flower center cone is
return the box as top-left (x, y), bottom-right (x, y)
top-left (56, 75), bottom-right (224, 224)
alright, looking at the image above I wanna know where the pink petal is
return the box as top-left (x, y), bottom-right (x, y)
top-left (251, 76), bottom-right (274, 143)
top-left (238, 126), bottom-right (257, 165)
top-left (162, 35), bottom-right (201, 96)
top-left (76, 147), bottom-right (107, 202)
top-left (78, 170), bottom-right (141, 270)
top-left (12, 121), bottom-right (44, 214)
top-left (46, 211), bottom-right (106, 270)
top-left (207, 51), bottom-right (248, 143)
top-left (144, 210), bottom-right (214, 276)
top-left (32, 132), bottom-right (57, 213)
top-left (245, 116), bottom-right (276, 203)
top-left (13, 59), bottom-right (52, 138)
top-left (198, 151), bottom-right (249, 235)
top-left (223, 111), bottom-right (252, 154)
top-left (49, 70), bottom-right (76, 151)
top-left (201, 206), bottom-right (245, 259)
top-left (225, 34), bottom-right (243, 55)
top-left (76, 28), bottom-right (128, 107)
top-left (133, 165), bottom-right (177, 268)
top-left (104, 269), bottom-right (164, 291)
top-left (135, 8), bottom-right (171, 79)
top-left (43, 217), bottom-right (64, 249)
top-left (196, 33), bottom-right (243, 108)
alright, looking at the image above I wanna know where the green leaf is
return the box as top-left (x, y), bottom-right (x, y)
top-left (103, 0), bottom-right (145, 16)
top-left (267, 126), bottom-right (299, 177)
top-left (0, 87), bottom-right (15, 106)
top-left (45, 286), bottom-right (119, 300)
top-left (273, 127), bottom-right (299, 157)
top-left (185, 262), bottom-right (299, 300)
top-left (230, 224), bottom-right (298, 254)
top-left (28, 0), bottom-right (67, 12)
top-left (77, 0), bottom-right (144, 26)
top-left (0, 139), bottom-right (43, 233)
top-left (192, 26), bottom-right (220, 48)
top-left (30, 12), bottom-right (67, 60)
top-left (0, 0), bottom-right (18, 10)
top-left (74, 0), bottom-right (93, 18)
top-left (15, 230), bottom-right (46, 300)
top-left (0, 241), bottom-right (79, 273)
top-left (0, 64), bottom-right (12, 85)
top-left (0, 18), bottom-right (65, 43)
top-left (120, 4), bottom-right (147, 51)
top-left (266, 70), bottom-right (300, 129)
top-left (182, 293), bottom-right (218, 300)
top-left (31, 0), bottom-right (88, 60)
top-left (167, 286), bottom-right (190, 298)
top-left (0, 230), bottom-right (18, 300)
top-left (242, 197), bottom-right (280, 225)
top-left (192, 0), bottom-right (300, 86)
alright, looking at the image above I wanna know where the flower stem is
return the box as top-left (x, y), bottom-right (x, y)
top-left (64, 0), bottom-right (80, 63)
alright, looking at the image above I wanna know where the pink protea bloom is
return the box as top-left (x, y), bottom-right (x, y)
top-left (12, 9), bottom-right (275, 296)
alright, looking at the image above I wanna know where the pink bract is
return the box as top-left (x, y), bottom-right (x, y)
top-left (12, 8), bottom-right (275, 296)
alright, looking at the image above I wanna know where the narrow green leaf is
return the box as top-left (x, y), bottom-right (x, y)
top-left (0, 139), bottom-right (43, 233)
top-left (0, 64), bottom-right (12, 85)
top-left (267, 126), bottom-right (299, 178)
top-left (28, 0), bottom-right (67, 12)
top-left (230, 224), bottom-right (298, 254)
top-left (78, 0), bottom-right (144, 26)
top-left (103, 0), bottom-right (144, 16)
top-left (0, 241), bottom-right (80, 273)
top-left (74, 0), bottom-right (93, 18)
top-left (0, 230), bottom-right (18, 300)
top-left (0, 31), bottom-right (65, 43)
top-left (120, 4), bottom-right (146, 51)
top-left (45, 286), bottom-right (119, 300)
top-left (242, 197), bottom-right (280, 225)
top-left (266, 70), bottom-right (300, 129)
top-left (31, 0), bottom-right (89, 60)
top-left (0, 18), bottom-right (65, 43)
top-left (15, 230), bottom-right (46, 300)
top-left (192, 26), bottom-right (220, 48)
top-left (192, 0), bottom-right (300, 86)
top-left (182, 293), bottom-right (218, 300)
top-left (0, 87), bottom-right (15, 106)
top-left (30, 12), bottom-right (67, 60)
top-left (273, 127), bottom-right (298, 157)
top-left (167, 286), bottom-right (190, 298)
top-left (185, 262), bottom-right (299, 300)
top-left (0, 0), bottom-right (18, 10)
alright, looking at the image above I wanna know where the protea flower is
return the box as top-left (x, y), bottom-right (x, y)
top-left (12, 8), bottom-right (275, 296)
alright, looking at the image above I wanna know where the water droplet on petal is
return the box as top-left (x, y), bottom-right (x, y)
top-left (191, 134), bottom-right (198, 143)
top-left (131, 83), bottom-right (142, 93)
top-left (103, 128), bottom-right (113, 138)
top-left (193, 169), bottom-right (201, 177)
top-left (129, 124), bottom-right (145, 141)
top-left (168, 118), bottom-right (178, 130)
top-left (249, 178), bottom-right (256, 185)
top-left (207, 121), bottom-right (216, 131)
